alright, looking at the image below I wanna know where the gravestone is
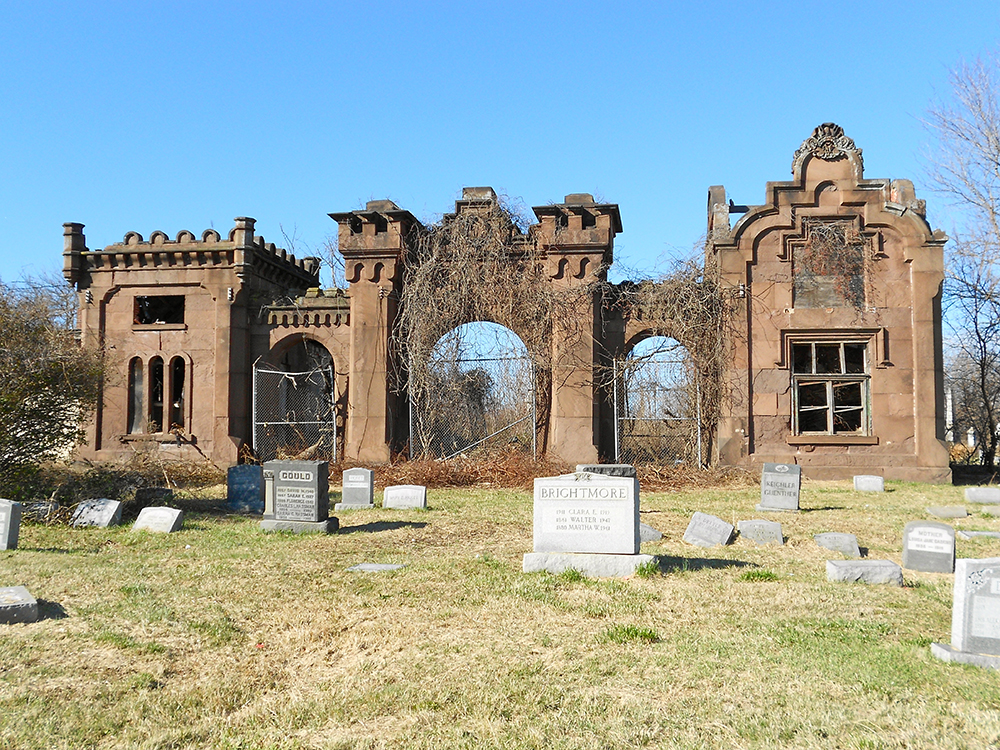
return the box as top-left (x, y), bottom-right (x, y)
top-left (853, 475), bottom-right (885, 492)
top-left (639, 522), bottom-right (663, 543)
top-left (927, 506), bottom-right (968, 519)
top-left (261, 460), bottom-right (337, 533)
top-left (902, 521), bottom-right (956, 573)
top-left (932, 557), bottom-right (1000, 668)
top-left (814, 532), bottom-right (862, 559)
top-left (0, 500), bottom-right (22, 550)
top-left (132, 507), bottom-right (184, 533)
top-left (738, 519), bottom-right (783, 546)
top-left (0, 586), bottom-right (38, 624)
top-left (758, 463), bottom-right (800, 512)
top-left (523, 471), bottom-right (652, 577)
top-left (966, 487), bottom-right (1000, 504)
top-left (981, 506), bottom-right (1000, 517)
top-left (683, 512), bottom-right (734, 548)
top-left (958, 530), bottom-right (1000, 541)
top-left (336, 468), bottom-right (374, 510)
top-left (826, 560), bottom-right (903, 586)
top-left (575, 464), bottom-right (637, 479)
top-left (135, 487), bottom-right (173, 507)
top-left (22, 501), bottom-right (58, 523)
top-left (71, 498), bottom-right (122, 528)
top-left (382, 485), bottom-right (427, 509)
top-left (227, 465), bottom-right (265, 514)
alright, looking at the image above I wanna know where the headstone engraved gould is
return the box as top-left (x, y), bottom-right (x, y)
top-left (933, 558), bottom-right (1000, 668)
top-left (261, 460), bottom-right (336, 533)
top-left (758, 463), bottom-right (800, 512)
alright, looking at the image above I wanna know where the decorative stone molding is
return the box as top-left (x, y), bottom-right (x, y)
top-left (791, 123), bottom-right (864, 176)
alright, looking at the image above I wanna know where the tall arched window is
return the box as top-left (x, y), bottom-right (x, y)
top-left (169, 356), bottom-right (185, 430)
top-left (148, 357), bottom-right (164, 433)
top-left (128, 357), bottom-right (144, 434)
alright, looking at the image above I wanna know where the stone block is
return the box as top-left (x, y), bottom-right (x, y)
top-left (958, 531), bottom-right (1000, 540)
top-left (966, 487), bottom-right (1000, 504)
top-left (0, 586), bottom-right (38, 624)
top-left (853, 475), bottom-right (885, 492)
top-left (902, 520), bottom-right (955, 573)
top-left (0, 500), bottom-right (21, 550)
top-left (522, 552), bottom-right (655, 578)
top-left (260, 518), bottom-right (338, 534)
top-left (533, 473), bottom-right (639, 555)
top-left (382, 485), bottom-right (427, 509)
top-left (132, 507), bottom-right (184, 533)
top-left (71, 498), bottom-right (122, 528)
top-left (639, 522), bottom-right (662, 543)
top-left (683, 512), bottom-right (734, 548)
top-left (738, 519), bottom-right (783, 545)
top-left (927, 506), bottom-right (968, 519)
top-left (826, 560), bottom-right (903, 586)
top-left (814, 532), bottom-right (861, 559)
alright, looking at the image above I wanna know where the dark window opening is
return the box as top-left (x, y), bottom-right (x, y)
top-left (135, 295), bottom-right (185, 325)
top-left (128, 357), bottom-right (144, 434)
top-left (149, 357), bottom-right (164, 433)
top-left (791, 342), bottom-right (870, 436)
top-left (170, 357), bottom-right (185, 430)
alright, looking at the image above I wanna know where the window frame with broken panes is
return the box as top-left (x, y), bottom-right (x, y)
top-left (791, 341), bottom-right (870, 436)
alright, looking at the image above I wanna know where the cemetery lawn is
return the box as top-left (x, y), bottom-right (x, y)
top-left (4, 480), bottom-right (1000, 749)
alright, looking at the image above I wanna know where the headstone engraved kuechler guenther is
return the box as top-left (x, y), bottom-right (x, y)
top-left (758, 463), bottom-right (800, 512)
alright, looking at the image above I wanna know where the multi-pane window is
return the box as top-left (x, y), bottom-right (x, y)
top-left (126, 355), bottom-right (187, 434)
top-left (791, 342), bottom-right (869, 435)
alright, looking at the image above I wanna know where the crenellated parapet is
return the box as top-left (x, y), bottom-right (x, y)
top-left (533, 193), bottom-right (623, 283)
top-left (266, 288), bottom-right (351, 328)
top-left (329, 200), bottom-right (422, 291)
top-left (62, 217), bottom-right (319, 291)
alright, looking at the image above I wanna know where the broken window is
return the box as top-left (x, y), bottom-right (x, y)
top-left (169, 357), bottom-right (185, 430)
top-left (128, 357), bottom-right (144, 434)
top-left (134, 295), bottom-right (185, 325)
top-left (149, 357), bottom-right (164, 433)
top-left (791, 342), bottom-right (869, 435)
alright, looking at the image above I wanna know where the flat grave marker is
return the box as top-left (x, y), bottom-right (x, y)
top-left (758, 463), bottom-right (800, 512)
top-left (853, 475), bottom-right (885, 492)
top-left (382, 485), bottom-right (427, 510)
top-left (738, 519), bottom-right (783, 545)
top-left (337, 468), bottom-right (374, 510)
top-left (683, 512), bottom-right (734, 548)
top-left (928, 506), bottom-right (968, 519)
top-left (71, 498), bottom-right (122, 528)
top-left (827, 560), bottom-right (902, 586)
top-left (966, 487), bottom-right (1000, 504)
top-left (932, 557), bottom-right (1000, 668)
top-left (132, 507), bottom-right (184, 533)
top-left (0, 500), bottom-right (21, 551)
top-left (0, 586), bottom-right (38, 624)
top-left (902, 521), bottom-right (955, 573)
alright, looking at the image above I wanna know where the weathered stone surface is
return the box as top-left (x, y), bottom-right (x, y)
top-left (826, 560), bottom-right (903, 586)
top-left (227, 465), bottom-right (264, 513)
top-left (382, 485), bottom-right (427, 509)
top-left (338, 468), bottom-right (374, 509)
top-left (927, 506), bottom-right (968, 519)
top-left (575, 464), bottom-right (637, 478)
top-left (980, 505), bottom-right (1000, 517)
top-left (135, 487), bottom-right (174, 507)
top-left (132, 507), bottom-right (183, 533)
top-left (522, 552), bottom-right (655, 578)
top-left (930, 642), bottom-right (1000, 669)
top-left (265, 460), bottom-right (329, 522)
top-left (261, 518), bottom-right (338, 534)
top-left (533, 473), bottom-right (639, 555)
top-left (71, 498), bottom-right (122, 528)
top-left (814, 532), bottom-right (861, 559)
top-left (902, 521), bottom-right (955, 573)
top-left (683, 512), bottom-right (734, 548)
top-left (853, 475), bottom-right (885, 492)
top-left (948, 558), bottom-right (1000, 656)
top-left (738, 519), bottom-right (783, 545)
top-left (639, 522), bottom-right (662, 544)
top-left (347, 563), bottom-right (405, 572)
top-left (758, 463), bottom-right (800, 512)
top-left (0, 586), bottom-right (38, 624)
top-left (958, 530), bottom-right (1000, 541)
top-left (0, 500), bottom-right (22, 550)
top-left (965, 487), bottom-right (1000, 504)
top-left (22, 501), bottom-right (58, 523)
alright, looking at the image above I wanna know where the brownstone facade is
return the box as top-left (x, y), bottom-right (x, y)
top-left (62, 124), bottom-right (951, 482)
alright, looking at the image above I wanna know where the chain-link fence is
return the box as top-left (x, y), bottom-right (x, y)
top-left (252, 362), bottom-right (337, 463)
top-left (409, 326), bottom-right (536, 459)
top-left (613, 345), bottom-right (702, 466)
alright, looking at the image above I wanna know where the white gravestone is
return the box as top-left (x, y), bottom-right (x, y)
top-left (814, 532), bottom-right (861, 559)
top-left (853, 475), bottom-right (885, 492)
top-left (902, 521), bottom-right (955, 573)
top-left (683, 512), bottom-right (734, 548)
top-left (0, 500), bottom-right (22, 550)
top-left (382, 485), bottom-right (427, 509)
top-left (524, 472), bottom-right (652, 577)
top-left (927, 506), bottom-right (967, 519)
top-left (71, 498), bottom-right (122, 528)
top-left (966, 487), bottom-right (1000, 504)
top-left (738, 519), bottom-right (783, 545)
top-left (337, 468), bottom-right (374, 510)
top-left (0, 586), bottom-right (38, 624)
top-left (758, 463), bottom-right (800, 512)
top-left (932, 558), bottom-right (1000, 668)
top-left (132, 507), bottom-right (184, 533)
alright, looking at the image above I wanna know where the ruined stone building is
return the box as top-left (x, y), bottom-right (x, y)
top-left (62, 124), bottom-right (951, 482)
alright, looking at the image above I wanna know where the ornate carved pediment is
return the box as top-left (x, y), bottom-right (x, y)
top-left (791, 123), bottom-right (864, 176)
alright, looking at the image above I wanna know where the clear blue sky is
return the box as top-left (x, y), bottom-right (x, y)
top-left (2, 1), bottom-right (998, 287)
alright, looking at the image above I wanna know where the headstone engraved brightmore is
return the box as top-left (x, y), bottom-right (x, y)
top-left (758, 463), bottom-right (800, 512)
top-left (336, 468), bottom-right (374, 510)
top-left (0, 500), bottom-right (22, 550)
top-left (71, 498), bottom-right (122, 528)
top-left (382, 485), bottom-right (427, 509)
top-left (261, 460), bottom-right (336, 533)
top-left (902, 521), bottom-right (955, 573)
top-left (523, 472), bottom-right (652, 577)
top-left (932, 558), bottom-right (1000, 668)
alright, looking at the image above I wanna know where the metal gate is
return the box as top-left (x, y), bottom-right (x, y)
top-left (252, 361), bottom-right (337, 463)
top-left (613, 349), bottom-right (702, 466)
top-left (409, 355), bottom-right (536, 460)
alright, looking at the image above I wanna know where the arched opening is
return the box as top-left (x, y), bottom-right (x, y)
top-left (169, 356), bottom-right (186, 430)
top-left (148, 356), bottom-right (164, 433)
top-left (253, 337), bottom-right (338, 462)
top-left (127, 357), bottom-right (144, 434)
top-left (614, 334), bottom-right (702, 465)
top-left (410, 321), bottom-right (535, 459)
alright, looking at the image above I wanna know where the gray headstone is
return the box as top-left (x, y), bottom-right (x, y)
top-left (826, 560), bottom-right (903, 586)
top-left (347, 563), bottom-right (406, 572)
top-left (22, 501), bottom-right (58, 523)
top-left (981, 505), bottom-right (1000, 517)
top-left (337, 468), bottom-right (374, 509)
top-left (135, 487), bottom-right (174, 507)
top-left (639, 522), bottom-right (662, 544)
top-left (683, 512), bottom-right (734, 548)
top-left (902, 520), bottom-right (956, 573)
top-left (948, 558), bottom-right (1000, 657)
top-left (814, 532), bottom-right (861, 559)
top-left (958, 530), bottom-right (1000, 541)
top-left (522, 552), bottom-right (656, 578)
top-left (532, 472), bottom-right (639, 555)
top-left (0, 586), bottom-right (38, 624)
top-left (264, 460), bottom-right (329, 522)
top-left (382, 485), bottom-right (427, 509)
top-left (71, 498), bottom-right (122, 528)
top-left (0, 500), bottom-right (22, 550)
top-left (227, 465), bottom-right (264, 514)
top-left (966, 487), bottom-right (1000, 504)
top-left (927, 506), bottom-right (968, 519)
top-left (738, 519), bottom-right (784, 546)
top-left (758, 463), bottom-right (800, 512)
top-left (132, 507), bottom-right (184, 533)
top-left (575, 464), bottom-right (637, 479)
top-left (853, 475), bottom-right (885, 492)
